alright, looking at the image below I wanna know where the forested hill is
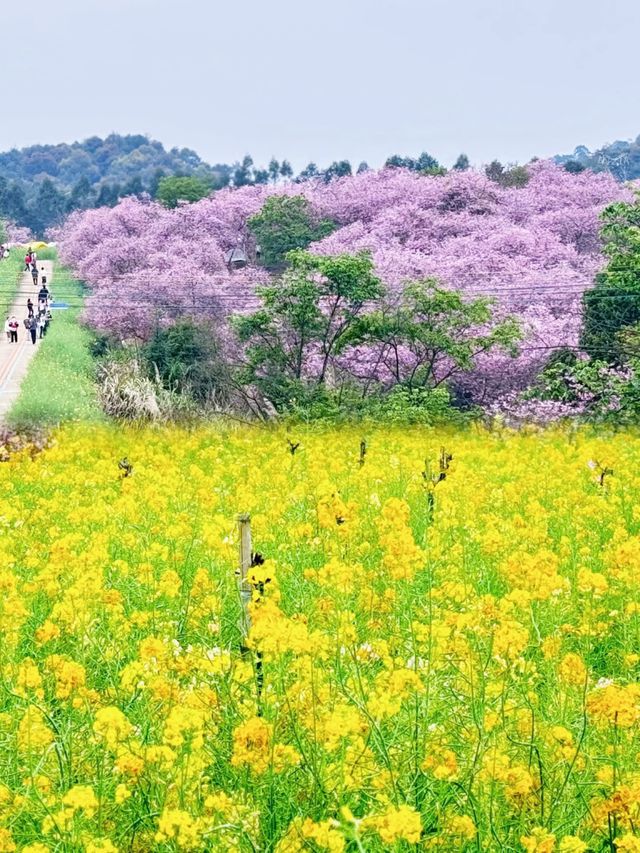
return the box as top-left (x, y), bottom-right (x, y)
top-left (0, 134), bottom-right (232, 235)
top-left (4, 128), bottom-right (640, 237)
top-left (555, 135), bottom-right (640, 181)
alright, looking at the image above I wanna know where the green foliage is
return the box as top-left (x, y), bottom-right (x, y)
top-left (0, 134), bottom-right (227, 234)
top-left (564, 160), bottom-right (586, 174)
top-left (155, 175), bottom-right (211, 208)
top-left (385, 152), bottom-right (440, 172)
top-left (0, 252), bottom-right (24, 317)
top-left (32, 179), bottom-right (67, 232)
top-left (0, 178), bottom-right (29, 228)
top-left (234, 256), bottom-right (518, 420)
top-left (143, 320), bottom-right (229, 403)
top-left (581, 197), bottom-right (640, 362)
top-left (529, 349), bottom-right (640, 422)
top-left (234, 251), bottom-right (383, 409)
top-left (7, 265), bottom-right (102, 428)
top-left (341, 279), bottom-right (522, 389)
top-left (530, 349), bottom-right (606, 404)
top-left (453, 153), bottom-right (470, 171)
top-left (556, 137), bottom-right (640, 180)
top-left (485, 160), bottom-right (530, 187)
top-left (283, 384), bottom-right (469, 425)
top-left (30, 246), bottom-right (58, 261)
top-left (323, 160), bottom-right (352, 181)
top-left (248, 196), bottom-right (336, 270)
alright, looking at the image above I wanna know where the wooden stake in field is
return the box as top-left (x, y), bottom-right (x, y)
top-left (236, 512), bottom-right (265, 713)
top-left (236, 513), bottom-right (253, 647)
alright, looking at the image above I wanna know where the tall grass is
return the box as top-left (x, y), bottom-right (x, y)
top-left (32, 245), bottom-right (59, 261)
top-left (7, 261), bottom-right (103, 428)
top-left (0, 252), bottom-right (26, 317)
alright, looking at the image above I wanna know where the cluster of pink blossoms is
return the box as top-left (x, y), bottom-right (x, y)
top-left (55, 161), bottom-right (631, 408)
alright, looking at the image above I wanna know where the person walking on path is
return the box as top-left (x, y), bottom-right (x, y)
top-left (28, 315), bottom-right (37, 345)
top-left (37, 313), bottom-right (46, 339)
top-left (27, 298), bottom-right (34, 317)
top-left (24, 251), bottom-right (31, 271)
top-left (8, 316), bottom-right (18, 343)
top-left (38, 284), bottom-right (49, 312)
top-left (4, 315), bottom-right (10, 342)
top-left (31, 265), bottom-right (39, 286)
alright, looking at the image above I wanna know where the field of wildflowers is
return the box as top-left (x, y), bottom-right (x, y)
top-left (1, 423), bottom-right (640, 852)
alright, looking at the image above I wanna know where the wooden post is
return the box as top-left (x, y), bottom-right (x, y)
top-left (237, 513), bottom-right (252, 644)
top-left (359, 439), bottom-right (367, 467)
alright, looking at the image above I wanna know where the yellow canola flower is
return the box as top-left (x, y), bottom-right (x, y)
top-left (521, 828), bottom-right (556, 853)
top-left (93, 707), bottom-right (133, 749)
top-left (231, 716), bottom-right (300, 774)
top-left (558, 837), bottom-right (588, 853)
top-left (62, 784), bottom-right (99, 818)
top-left (4, 423), bottom-right (640, 850)
top-left (617, 836), bottom-right (640, 853)
top-left (363, 804), bottom-right (422, 845)
top-left (587, 682), bottom-right (640, 728)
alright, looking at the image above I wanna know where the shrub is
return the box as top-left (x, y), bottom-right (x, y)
top-left (98, 358), bottom-right (196, 422)
top-left (247, 196), bottom-right (335, 270)
top-left (143, 320), bottom-right (231, 405)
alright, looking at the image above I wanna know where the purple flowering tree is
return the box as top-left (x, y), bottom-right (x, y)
top-left (56, 162), bottom-right (630, 406)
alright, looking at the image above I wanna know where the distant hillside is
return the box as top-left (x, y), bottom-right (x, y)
top-left (555, 136), bottom-right (640, 181)
top-left (0, 134), bottom-right (233, 235)
top-left (0, 133), bottom-right (456, 236)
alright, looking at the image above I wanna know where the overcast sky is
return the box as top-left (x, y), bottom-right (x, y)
top-left (1, 0), bottom-right (638, 170)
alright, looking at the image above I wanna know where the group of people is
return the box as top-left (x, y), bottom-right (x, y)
top-left (24, 249), bottom-right (43, 287)
top-left (4, 259), bottom-right (53, 344)
top-left (4, 310), bottom-right (50, 345)
top-left (0, 244), bottom-right (10, 260)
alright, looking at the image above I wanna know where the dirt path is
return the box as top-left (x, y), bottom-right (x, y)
top-left (0, 260), bottom-right (54, 421)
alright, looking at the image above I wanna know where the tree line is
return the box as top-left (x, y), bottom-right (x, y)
top-left (0, 132), bottom-right (476, 234)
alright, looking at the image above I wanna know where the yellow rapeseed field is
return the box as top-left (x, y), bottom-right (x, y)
top-left (1, 423), bottom-right (640, 852)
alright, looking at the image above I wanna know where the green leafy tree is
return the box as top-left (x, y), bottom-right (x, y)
top-left (423, 165), bottom-right (448, 177)
top-left (32, 179), bottom-right (66, 233)
top-left (340, 279), bottom-right (521, 389)
top-left (268, 158), bottom-right (280, 184)
top-left (95, 184), bottom-right (121, 208)
top-left (564, 160), bottom-right (586, 174)
top-left (0, 178), bottom-right (29, 228)
top-left (323, 160), bottom-right (352, 181)
top-left (67, 176), bottom-right (96, 212)
top-left (155, 175), bottom-right (210, 208)
top-left (233, 251), bottom-right (383, 408)
top-left (248, 195), bottom-right (336, 270)
top-left (297, 162), bottom-right (320, 181)
top-left (453, 153), bottom-right (470, 171)
top-left (233, 155), bottom-right (254, 187)
top-left (415, 151), bottom-right (439, 171)
top-left (485, 161), bottom-right (529, 188)
top-left (581, 197), bottom-right (640, 362)
top-left (144, 320), bottom-right (229, 402)
top-left (500, 164), bottom-right (529, 188)
top-left (148, 168), bottom-right (167, 197)
top-left (121, 176), bottom-right (145, 197)
top-left (385, 152), bottom-right (440, 173)
top-left (280, 160), bottom-right (294, 181)
top-left (485, 160), bottom-right (505, 183)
